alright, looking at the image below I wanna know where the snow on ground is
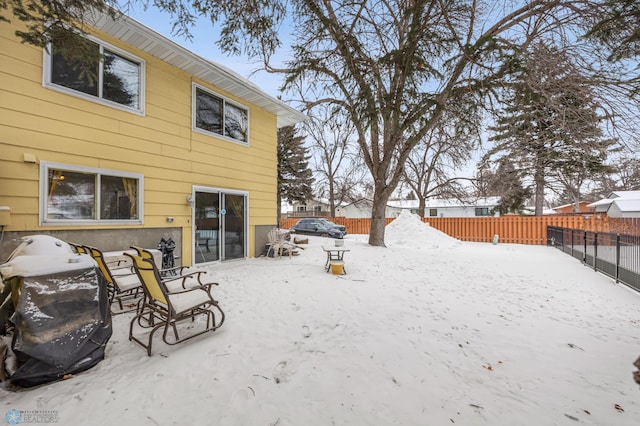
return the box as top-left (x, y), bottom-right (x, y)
top-left (1, 212), bottom-right (639, 425)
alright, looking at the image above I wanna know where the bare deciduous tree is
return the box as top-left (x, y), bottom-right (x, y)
top-left (273, 1), bottom-right (588, 245)
top-left (587, 153), bottom-right (640, 199)
top-left (586, 0), bottom-right (640, 63)
top-left (403, 111), bottom-right (478, 218)
top-left (303, 105), bottom-right (367, 216)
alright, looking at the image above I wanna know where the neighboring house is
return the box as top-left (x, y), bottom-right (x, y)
top-left (335, 197), bottom-right (501, 218)
top-left (288, 199), bottom-right (332, 217)
top-left (335, 199), bottom-right (401, 218)
top-left (0, 12), bottom-right (306, 265)
top-left (549, 201), bottom-right (592, 214)
top-left (588, 191), bottom-right (640, 218)
top-left (390, 197), bottom-right (501, 218)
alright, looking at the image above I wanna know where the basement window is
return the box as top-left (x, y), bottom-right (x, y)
top-left (40, 162), bottom-right (143, 225)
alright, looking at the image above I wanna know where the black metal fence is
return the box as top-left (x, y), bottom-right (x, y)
top-left (547, 226), bottom-right (640, 292)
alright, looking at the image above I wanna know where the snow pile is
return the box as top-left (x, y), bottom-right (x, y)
top-left (385, 209), bottom-right (460, 249)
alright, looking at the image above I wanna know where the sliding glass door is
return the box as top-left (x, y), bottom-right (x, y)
top-left (193, 187), bottom-right (246, 264)
top-left (223, 193), bottom-right (245, 260)
top-left (194, 191), bottom-right (220, 263)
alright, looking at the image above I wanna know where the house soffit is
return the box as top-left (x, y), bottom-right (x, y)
top-left (90, 11), bottom-right (306, 128)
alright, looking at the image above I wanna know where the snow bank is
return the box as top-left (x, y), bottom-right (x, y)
top-left (385, 209), bottom-right (460, 249)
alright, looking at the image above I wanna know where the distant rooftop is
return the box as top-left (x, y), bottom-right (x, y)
top-left (387, 197), bottom-right (501, 209)
top-left (587, 190), bottom-right (640, 213)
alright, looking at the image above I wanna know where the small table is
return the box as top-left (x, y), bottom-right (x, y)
top-left (321, 245), bottom-right (350, 274)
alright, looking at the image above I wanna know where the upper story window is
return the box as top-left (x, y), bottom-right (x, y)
top-left (40, 162), bottom-right (143, 225)
top-left (44, 36), bottom-right (145, 114)
top-left (193, 84), bottom-right (249, 144)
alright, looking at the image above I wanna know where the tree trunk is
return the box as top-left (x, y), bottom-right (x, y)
top-left (329, 178), bottom-right (336, 217)
top-left (368, 187), bottom-right (391, 247)
top-left (276, 193), bottom-right (282, 226)
top-left (571, 191), bottom-right (581, 213)
top-left (534, 166), bottom-right (545, 216)
top-left (418, 197), bottom-right (426, 218)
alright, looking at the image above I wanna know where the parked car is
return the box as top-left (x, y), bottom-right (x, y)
top-left (290, 219), bottom-right (344, 239)
top-left (292, 218), bottom-right (347, 235)
top-left (316, 218), bottom-right (347, 235)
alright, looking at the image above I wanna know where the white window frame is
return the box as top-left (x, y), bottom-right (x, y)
top-left (43, 35), bottom-right (146, 115)
top-left (191, 185), bottom-right (249, 264)
top-left (39, 162), bottom-right (144, 226)
top-left (192, 83), bottom-right (250, 146)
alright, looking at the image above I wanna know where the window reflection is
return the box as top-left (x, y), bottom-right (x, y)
top-left (195, 86), bottom-right (248, 143)
top-left (51, 41), bottom-right (99, 97)
top-left (47, 170), bottom-right (95, 220)
top-left (103, 51), bottom-right (140, 108)
top-left (196, 89), bottom-right (223, 134)
top-left (46, 168), bottom-right (140, 221)
top-left (225, 102), bottom-right (248, 142)
top-left (48, 37), bottom-right (142, 111)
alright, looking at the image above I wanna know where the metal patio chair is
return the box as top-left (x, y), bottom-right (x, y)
top-left (125, 253), bottom-right (224, 356)
top-left (85, 246), bottom-right (143, 315)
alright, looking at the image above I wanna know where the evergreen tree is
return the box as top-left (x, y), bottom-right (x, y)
top-left (277, 125), bottom-right (314, 219)
top-left (479, 159), bottom-right (532, 215)
top-left (486, 43), bottom-right (616, 215)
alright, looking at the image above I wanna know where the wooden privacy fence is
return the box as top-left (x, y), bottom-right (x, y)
top-left (280, 217), bottom-right (395, 236)
top-left (279, 215), bottom-right (639, 245)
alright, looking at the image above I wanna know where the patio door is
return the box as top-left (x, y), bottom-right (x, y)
top-left (193, 187), bottom-right (247, 264)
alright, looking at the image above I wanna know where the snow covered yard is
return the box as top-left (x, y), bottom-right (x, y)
top-left (2, 212), bottom-right (639, 425)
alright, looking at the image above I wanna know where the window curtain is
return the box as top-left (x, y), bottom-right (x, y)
top-left (122, 177), bottom-right (138, 218)
top-left (48, 170), bottom-right (64, 200)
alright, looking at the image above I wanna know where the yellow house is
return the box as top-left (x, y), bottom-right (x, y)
top-left (0, 11), bottom-right (306, 265)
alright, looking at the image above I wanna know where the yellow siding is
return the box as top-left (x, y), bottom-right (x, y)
top-left (0, 19), bottom-right (282, 259)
